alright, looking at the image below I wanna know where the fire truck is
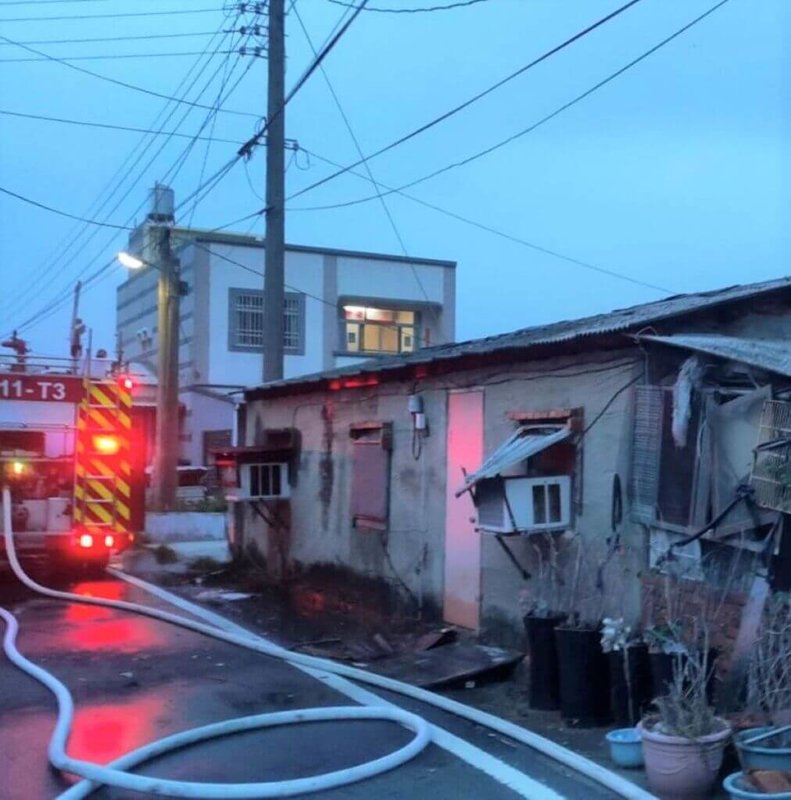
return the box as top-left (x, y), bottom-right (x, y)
top-left (0, 354), bottom-right (138, 576)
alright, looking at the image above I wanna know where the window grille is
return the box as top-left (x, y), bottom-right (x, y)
top-left (229, 290), bottom-right (305, 354)
top-left (751, 399), bottom-right (791, 513)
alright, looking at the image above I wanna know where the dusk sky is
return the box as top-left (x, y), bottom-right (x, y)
top-left (0, 0), bottom-right (787, 360)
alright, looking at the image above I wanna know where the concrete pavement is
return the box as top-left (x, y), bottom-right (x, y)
top-left (0, 571), bottom-right (626, 799)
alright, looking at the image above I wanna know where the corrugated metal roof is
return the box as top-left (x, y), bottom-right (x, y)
top-left (246, 275), bottom-right (791, 398)
top-left (455, 427), bottom-right (571, 497)
top-left (639, 334), bottom-right (791, 378)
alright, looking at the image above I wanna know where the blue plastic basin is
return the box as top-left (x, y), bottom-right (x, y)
top-left (606, 728), bottom-right (644, 769)
top-left (735, 727), bottom-right (791, 772)
top-left (723, 771), bottom-right (791, 799)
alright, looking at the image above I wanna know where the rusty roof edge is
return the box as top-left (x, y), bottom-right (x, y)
top-left (244, 275), bottom-right (791, 400)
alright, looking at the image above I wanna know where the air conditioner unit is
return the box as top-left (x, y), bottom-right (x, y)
top-left (239, 462), bottom-right (290, 500)
top-left (476, 475), bottom-right (571, 535)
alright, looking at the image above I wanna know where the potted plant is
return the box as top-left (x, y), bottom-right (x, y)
top-left (645, 621), bottom-right (718, 705)
top-left (554, 538), bottom-right (611, 727)
top-left (736, 592), bottom-right (791, 771)
top-left (601, 617), bottom-right (651, 727)
top-left (639, 645), bottom-right (732, 800)
top-left (521, 536), bottom-right (566, 710)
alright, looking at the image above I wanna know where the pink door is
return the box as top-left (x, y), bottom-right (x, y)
top-left (443, 390), bottom-right (484, 630)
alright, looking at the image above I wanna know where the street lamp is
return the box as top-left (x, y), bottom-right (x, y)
top-left (117, 236), bottom-right (181, 510)
top-left (117, 251), bottom-right (146, 270)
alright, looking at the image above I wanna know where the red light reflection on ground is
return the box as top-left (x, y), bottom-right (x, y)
top-left (67, 695), bottom-right (166, 765)
top-left (65, 581), bottom-right (124, 622)
top-left (59, 581), bottom-right (167, 652)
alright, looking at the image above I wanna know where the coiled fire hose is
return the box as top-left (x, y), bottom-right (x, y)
top-left (1, 487), bottom-right (656, 799)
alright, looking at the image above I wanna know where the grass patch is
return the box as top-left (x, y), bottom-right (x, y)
top-left (153, 544), bottom-right (179, 565)
top-left (188, 556), bottom-right (225, 573)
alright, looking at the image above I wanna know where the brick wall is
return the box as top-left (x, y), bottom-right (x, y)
top-left (641, 571), bottom-right (748, 676)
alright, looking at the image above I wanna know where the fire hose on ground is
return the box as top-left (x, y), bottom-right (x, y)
top-left (0, 487), bottom-right (656, 799)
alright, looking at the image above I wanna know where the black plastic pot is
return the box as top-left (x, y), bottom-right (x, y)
top-left (555, 626), bottom-right (612, 727)
top-left (649, 649), bottom-right (718, 704)
top-left (608, 644), bottom-right (652, 726)
top-left (523, 614), bottom-right (565, 710)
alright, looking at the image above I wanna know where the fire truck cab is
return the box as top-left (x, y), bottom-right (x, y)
top-left (0, 361), bottom-right (136, 576)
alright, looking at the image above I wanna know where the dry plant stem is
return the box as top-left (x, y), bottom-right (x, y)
top-left (653, 629), bottom-right (717, 738)
top-left (748, 593), bottom-right (791, 717)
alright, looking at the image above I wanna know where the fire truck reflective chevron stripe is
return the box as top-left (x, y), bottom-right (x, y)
top-left (73, 377), bottom-right (133, 539)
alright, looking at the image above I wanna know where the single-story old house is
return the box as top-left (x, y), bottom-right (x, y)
top-left (219, 275), bottom-right (791, 662)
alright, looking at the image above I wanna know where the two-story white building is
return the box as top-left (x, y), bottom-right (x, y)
top-left (117, 219), bottom-right (456, 466)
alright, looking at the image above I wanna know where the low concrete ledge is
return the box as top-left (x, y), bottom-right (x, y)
top-left (145, 511), bottom-right (226, 543)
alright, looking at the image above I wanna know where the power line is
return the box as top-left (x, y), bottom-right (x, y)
top-left (237, 0), bottom-right (370, 158)
top-left (0, 0), bottom-right (112, 5)
top-left (0, 50), bottom-right (239, 63)
top-left (0, 108), bottom-right (247, 144)
top-left (293, 0), bottom-right (730, 211)
top-left (284, 0), bottom-right (644, 202)
top-left (326, 0), bottom-right (489, 11)
top-left (292, 2), bottom-right (429, 305)
top-left (0, 186), bottom-right (131, 230)
top-left (0, 31), bottom-right (218, 47)
top-left (0, 35), bottom-right (260, 118)
top-left (0, 26), bottom-right (243, 322)
top-left (292, 147), bottom-right (674, 295)
top-left (0, 7), bottom-right (223, 23)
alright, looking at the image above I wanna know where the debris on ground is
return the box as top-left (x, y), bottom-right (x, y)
top-left (367, 641), bottom-right (523, 689)
top-left (194, 590), bottom-right (255, 603)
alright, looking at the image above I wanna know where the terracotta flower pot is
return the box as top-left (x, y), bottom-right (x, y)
top-left (638, 717), bottom-right (731, 800)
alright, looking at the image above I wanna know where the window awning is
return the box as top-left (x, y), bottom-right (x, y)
top-left (455, 426), bottom-right (571, 497)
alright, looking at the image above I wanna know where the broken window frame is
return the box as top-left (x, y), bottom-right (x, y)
top-left (349, 421), bottom-right (393, 531)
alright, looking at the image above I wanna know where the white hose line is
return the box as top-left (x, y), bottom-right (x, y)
top-left (1, 607), bottom-right (428, 799)
top-left (1, 490), bottom-right (429, 799)
top-left (2, 487), bottom-right (656, 800)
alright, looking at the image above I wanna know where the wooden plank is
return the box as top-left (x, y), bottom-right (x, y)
top-left (365, 642), bottom-right (523, 688)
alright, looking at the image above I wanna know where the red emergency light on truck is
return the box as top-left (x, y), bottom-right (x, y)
top-left (0, 362), bottom-right (139, 575)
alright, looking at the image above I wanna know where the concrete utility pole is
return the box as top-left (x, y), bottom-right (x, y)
top-left (262, 0), bottom-right (286, 383)
top-left (151, 225), bottom-right (181, 511)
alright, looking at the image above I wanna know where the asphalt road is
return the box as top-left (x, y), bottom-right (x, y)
top-left (0, 571), bottom-right (625, 800)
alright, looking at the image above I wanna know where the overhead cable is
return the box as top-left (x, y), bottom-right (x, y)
top-left (284, 0), bottom-right (644, 202)
top-left (0, 35), bottom-right (260, 118)
top-left (236, 0), bottom-right (370, 157)
top-left (0, 7), bottom-right (223, 23)
top-left (0, 31), bottom-right (218, 47)
top-left (1, 25), bottom-right (243, 325)
top-left (0, 50), bottom-right (238, 63)
top-left (291, 0), bottom-right (730, 211)
top-left (0, 186), bottom-right (131, 230)
top-left (326, 0), bottom-right (489, 11)
top-left (293, 148), bottom-right (674, 294)
top-left (292, 2), bottom-right (430, 304)
top-left (0, 108), bottom-right (247, 144)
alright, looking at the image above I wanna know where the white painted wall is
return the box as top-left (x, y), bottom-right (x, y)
top-left (336, 257), bottom-right (445, 303)
top-left (206, 244), bottom-right (325, 385)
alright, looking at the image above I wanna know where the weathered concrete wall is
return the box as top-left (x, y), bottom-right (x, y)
top-left (476, 355), bottom-right (646, 646)
top-left (242, 376), bottom-right (450, 614)
top-left (241, 347), bottom-right (649, 644)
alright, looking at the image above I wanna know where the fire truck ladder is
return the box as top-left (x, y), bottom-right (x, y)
top-left (73, 378), bottom-right (132, 544)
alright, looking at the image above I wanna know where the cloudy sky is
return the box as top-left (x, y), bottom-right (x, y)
top-left (0, 0), bottom-right (788, 359)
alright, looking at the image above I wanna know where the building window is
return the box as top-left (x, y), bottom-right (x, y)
top-left (342, 305), bottom-right (417, 355)
top-left (350, 422), bottom-right (392, 530)
top-left (228, 289), bottom-right (305, 354)
top-left (241, 462), bottom-right (289, 498)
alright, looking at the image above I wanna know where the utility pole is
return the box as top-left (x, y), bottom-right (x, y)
top-left (262, 0), bottom-right (285, 383)
top-left (151, 225), bottom-right (181, 511)
top-left (69, 280), bottom-right (85, 373)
